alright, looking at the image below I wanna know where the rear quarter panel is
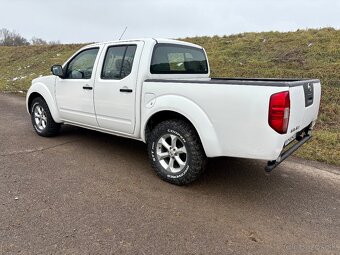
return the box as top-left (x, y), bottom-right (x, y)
top-left (142, 81), bottom-right (293, 160)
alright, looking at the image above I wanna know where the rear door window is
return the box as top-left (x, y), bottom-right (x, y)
top-left (101, 45), bottom-right (137, 80)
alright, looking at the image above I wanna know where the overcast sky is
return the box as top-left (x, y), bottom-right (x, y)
top-left (1, 0), bottom-right (339, 43)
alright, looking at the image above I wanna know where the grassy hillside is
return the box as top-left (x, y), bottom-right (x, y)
top-left (0, 44), bottom-right (83, 92)
top-left (0, 28), bottom-right (339, 165)
top-left (183, 28), bottom-right (340, 166)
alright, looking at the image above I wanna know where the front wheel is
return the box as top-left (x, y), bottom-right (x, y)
top-left (147, 119), bottom-right (206, 185)
top-left (30, 97), bottom-right (61, 137)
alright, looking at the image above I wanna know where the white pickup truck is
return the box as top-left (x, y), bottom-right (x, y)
top-left (26, 38), bottom-right (321, 185)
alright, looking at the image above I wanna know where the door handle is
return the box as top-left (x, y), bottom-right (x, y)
top-left (83, 86), bottom-right (93, 90)
top-left (120, 88), bottom-right (133, 93)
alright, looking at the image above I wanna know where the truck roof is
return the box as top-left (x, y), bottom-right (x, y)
top-left (88, 38), bottom-right (203, 49)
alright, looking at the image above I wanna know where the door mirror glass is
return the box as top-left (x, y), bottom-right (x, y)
top-left (51, 65), bottom-right (64, 77)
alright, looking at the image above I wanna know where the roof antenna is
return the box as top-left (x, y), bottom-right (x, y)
top-left (118, 26), bottom-right (128, 40)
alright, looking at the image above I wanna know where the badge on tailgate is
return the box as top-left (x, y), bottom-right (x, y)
top-left (284, 134), bottom-right (296, 146)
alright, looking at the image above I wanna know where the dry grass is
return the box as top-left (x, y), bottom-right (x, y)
top-left (183, 28), bottom-right (340, 165)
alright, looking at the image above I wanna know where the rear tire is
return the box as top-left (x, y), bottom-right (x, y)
top-left (30, 97), bottom-right (61, 137)
top-left (147, 119), bottom-right (206, 185)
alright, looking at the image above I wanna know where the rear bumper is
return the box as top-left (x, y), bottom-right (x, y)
top-left (265, 125), bottom-right (312, 172)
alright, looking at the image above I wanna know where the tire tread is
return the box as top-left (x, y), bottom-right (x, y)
top-left (148, 119), bottom-right (206, 185)
top-left (31, 97), bottom-right (61, 137)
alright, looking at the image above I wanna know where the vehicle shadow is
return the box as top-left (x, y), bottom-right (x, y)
top-left (60, 124), bottom-right (308, 192)
top-left (56, 125), bottom-right (335, 221)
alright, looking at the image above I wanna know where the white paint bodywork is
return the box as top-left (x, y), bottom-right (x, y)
top-left (26, 38), bottom-right (321, 161)
top-left (141, 81), bottom-right (321, 159)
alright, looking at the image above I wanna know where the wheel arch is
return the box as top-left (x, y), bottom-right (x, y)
top-left (27, 92), bottom-right (42, 113)
top-left (142, 103), bottom-right (222, 157)
top-left (26, 83), bottom-right (61, 123)
top-left (144, 110), bottom-right (195, 141)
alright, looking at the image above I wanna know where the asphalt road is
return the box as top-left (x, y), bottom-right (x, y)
top-left (0, 93), bottom-right (339, 255)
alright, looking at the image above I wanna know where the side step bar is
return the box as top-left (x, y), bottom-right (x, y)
top-left (265, 134), bottom-right (312, 172)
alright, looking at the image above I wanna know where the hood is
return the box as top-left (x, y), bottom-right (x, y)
top-left (32, 75), bottom-right (56, 84)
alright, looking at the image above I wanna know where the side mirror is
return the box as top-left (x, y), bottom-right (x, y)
top-left (51, 65), bottom-right (64, 78)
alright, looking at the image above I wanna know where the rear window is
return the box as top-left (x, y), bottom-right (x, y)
top-left (150, 44), bottom-right (208, 74)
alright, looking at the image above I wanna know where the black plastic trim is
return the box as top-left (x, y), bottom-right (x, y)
top-left (145, 78), bottom-right (320, 87)
top-left (303, 82), bottom-right (314, 107)
top-left (120, 88), bottom-right (133, 93)
top-left (265, 131), bottom-right (312, 172)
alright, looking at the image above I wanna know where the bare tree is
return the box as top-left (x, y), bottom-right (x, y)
top-left (0, 28), bottom-right (29, 46)
top-left (0, 28), bottom-right (61, 46)
top-left (31, 37), bottom-right (47, 45)
top-left (48, 40), bottom-right (61, 45)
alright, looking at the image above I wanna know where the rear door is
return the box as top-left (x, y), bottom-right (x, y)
top-left (94, 42), bottom-right (144, 134)
top-left (56, 47), bottom-right (101, 126)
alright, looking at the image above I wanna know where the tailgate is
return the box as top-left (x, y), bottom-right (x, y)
top-left (287, 80), bottom-right (321, 139)
top-left (265, 79), bottom-right (321, 171)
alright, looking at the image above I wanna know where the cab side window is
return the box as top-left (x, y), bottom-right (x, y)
top-left (65, 48), bottom-right (99, 79)
top-left (150, 44), bottom-right (208, 74)
top-left (101, 45), bottom-right (137, 80)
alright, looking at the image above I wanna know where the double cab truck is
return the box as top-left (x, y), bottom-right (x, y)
top-left (26, 38), bottom-right (321, 185)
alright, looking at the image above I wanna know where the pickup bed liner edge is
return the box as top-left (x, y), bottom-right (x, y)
top-left (145, 78), bottom-right (320, 87)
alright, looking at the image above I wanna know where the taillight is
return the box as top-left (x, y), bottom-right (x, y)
top-left (268, 91), bottom-right (290, 134)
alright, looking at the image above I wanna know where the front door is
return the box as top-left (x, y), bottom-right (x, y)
top-left (56, 47), bottom-right (100, 127)
top-left (94, 42), bottom-right (144, 134)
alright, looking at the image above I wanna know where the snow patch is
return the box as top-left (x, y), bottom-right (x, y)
top-left (12, 76), bottom-right (27, 81)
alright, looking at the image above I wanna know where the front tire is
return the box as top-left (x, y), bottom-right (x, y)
top-left (30, 97), bottom-right (61, 137)
top-left (147, 119), bottom-right (206, 185)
